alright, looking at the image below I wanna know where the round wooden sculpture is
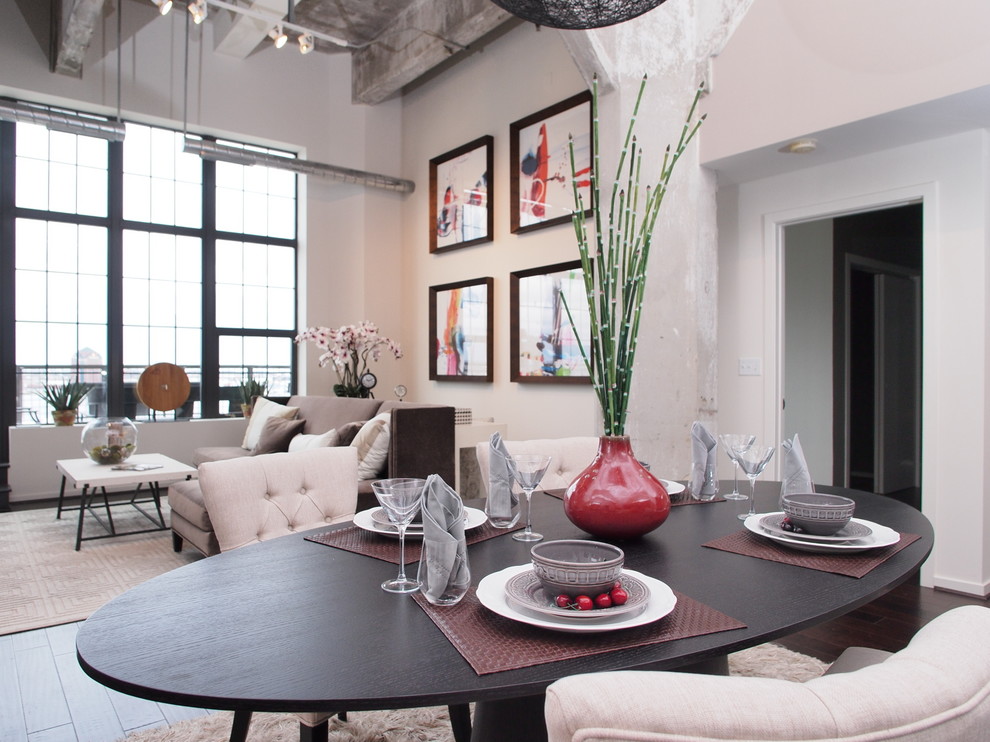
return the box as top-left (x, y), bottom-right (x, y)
top-left (136, 363), bottom-right (191, 412)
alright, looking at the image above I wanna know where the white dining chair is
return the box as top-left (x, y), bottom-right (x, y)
top-left (474, 436), bottom-right (600, 494)
top-left (545, 604), bottom-right (990, 742)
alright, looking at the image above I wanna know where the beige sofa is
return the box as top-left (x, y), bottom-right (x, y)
top-left (168, 396), bottom-right (455, 556)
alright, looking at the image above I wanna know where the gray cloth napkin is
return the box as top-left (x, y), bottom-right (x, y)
top-left (487, 432), bottom-right (518, 520)
top-left (780, 434), bottom-right (815, 499)
top-left (689, 421), bottom-right (718, 498)
top-left (420, 474), bottom-right (469, 603)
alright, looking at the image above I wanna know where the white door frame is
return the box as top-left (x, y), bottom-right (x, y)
top-left (762, 183), bottom-right (937, 586)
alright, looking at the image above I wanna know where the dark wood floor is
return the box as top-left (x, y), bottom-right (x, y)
top-left (777, 577), bottom-right (988, 661)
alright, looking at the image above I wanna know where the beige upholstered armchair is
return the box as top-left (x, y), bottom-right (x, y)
top-left (475, 436), bottom-right (599, 494)
top-left (196, 446), bottom-right (360, 739)
top-left (545, 605), bottom-right (990, 742)
top-left (198, 446), bottom-right (359, 553)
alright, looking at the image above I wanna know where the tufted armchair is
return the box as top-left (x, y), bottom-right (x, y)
top-left (545, 604), bottom-right (990, 742)
top-left (196, 446), bottom-right (358, 741)
top-left (474, 436), bottom-right (599, 494)
top-left (198, 446), bottom-right (358, 553)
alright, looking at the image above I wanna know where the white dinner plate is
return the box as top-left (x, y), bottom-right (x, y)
top-left (758, 512), bottom-right (873, 543)
top-left (744, 514), bottom-right (900, 554)
top-left (353, 506), bottom-right (487, 539)
top-left (477, 564), bottom-right (676, 634)
top-left (660, 479), bottom-right (685, 496)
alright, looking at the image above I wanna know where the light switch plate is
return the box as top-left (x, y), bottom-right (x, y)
top-left (738, 357), bottom-right (762, 376)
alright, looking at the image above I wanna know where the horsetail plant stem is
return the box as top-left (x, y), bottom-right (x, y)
top-left (563, 76), bottom-right (705, 437)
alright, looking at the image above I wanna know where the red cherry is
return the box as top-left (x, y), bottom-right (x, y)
top-left (594, 592), bottom-right (613, 609)
top-left (610, 587), bottom-right (629, 605)
top-left (555, 594), bottom-right (572, 609)
top-left (575, 595), bottom-right (594, 611)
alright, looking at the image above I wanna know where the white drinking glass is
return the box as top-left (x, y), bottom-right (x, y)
top-left (372, 478), bottom-right (426, 593)
top-left (509, 454), bottom-right (552, 543)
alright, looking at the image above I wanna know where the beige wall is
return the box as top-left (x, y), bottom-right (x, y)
top-left (396, 26), bottom-right (600, 442)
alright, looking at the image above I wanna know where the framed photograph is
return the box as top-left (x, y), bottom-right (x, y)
top-left (510, 260), bottom-right (591, 384)
top-left (429, 277), bottom-right (494, 382)
top-left (429, 135), bottom-right (494, 253)
top-left (510, 91), bottom-right (592, 234)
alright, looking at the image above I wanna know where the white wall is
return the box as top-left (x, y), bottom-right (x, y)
top-left (702, 0), bottom-right (990, 161)
top-left (716, 130), bottom-right (990, 595)
top-left (782, 219), bottom-right (833, 484)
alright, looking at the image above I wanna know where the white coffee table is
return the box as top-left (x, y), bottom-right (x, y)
top-left (55, 453), bottom-right (197, 550)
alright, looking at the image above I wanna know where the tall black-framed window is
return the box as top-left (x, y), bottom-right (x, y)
top-left (0, 104), bottom-right (299, 427)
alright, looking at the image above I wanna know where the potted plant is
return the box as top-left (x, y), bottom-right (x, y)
top-left (239, 379), bottom-right (268, 417)
top-left (37, 381), bottom-right (95, 426)
top-left (561, 76), bottom-right (705, 539)
top-left (295, 322), bottom-right (402, 398)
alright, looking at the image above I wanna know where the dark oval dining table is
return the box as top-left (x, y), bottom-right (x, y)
top-left (76, 483), bottom-right (932, 741)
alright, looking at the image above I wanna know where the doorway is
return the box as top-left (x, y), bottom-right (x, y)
top-left (783, 203), bottom-right (922, 507)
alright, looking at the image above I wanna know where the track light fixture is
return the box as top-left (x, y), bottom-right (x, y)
top-left (298, 33), bottom-right (314, 55)
top-left (188, 0), bottom-right (207, 24)
top-left (269, 24), bottom-right (288, 49)
top-left (153, 0), bottom-right (173, 15)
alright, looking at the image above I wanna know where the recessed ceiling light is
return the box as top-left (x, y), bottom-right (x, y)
top-left (779, 139), bottom-right (818, 154)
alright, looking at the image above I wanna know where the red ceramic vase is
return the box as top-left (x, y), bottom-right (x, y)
top-left (563, 436), bottom-right (671, 540)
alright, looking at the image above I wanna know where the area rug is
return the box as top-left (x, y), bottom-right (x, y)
top-left (0, 504), bottom-right (202, 636)
top-left (117, 644), bottom-right (829, 741)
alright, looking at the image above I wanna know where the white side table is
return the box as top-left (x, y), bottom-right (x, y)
top-left (55, 453), bottom-right (197, 550)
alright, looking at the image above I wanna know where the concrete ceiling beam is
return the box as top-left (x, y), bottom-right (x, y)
top-left (55, 0), bottom-right (106, 77)
top-left (213, 0), bottom-right (299, 59)
top-left (352, 0), bottom-right (512, 105)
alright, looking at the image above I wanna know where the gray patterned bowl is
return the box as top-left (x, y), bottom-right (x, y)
top-left (781, 493), bottom-right (856, 535)
top-left (529, 540), bottom-right (624, 598)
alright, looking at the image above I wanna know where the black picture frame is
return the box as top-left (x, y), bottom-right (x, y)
top-left (509, 91), bottom-right (592, 235)
top-left (429, 277), bottom-right (494, 382)
top-left (510, 260), bottom-right (591, 384)
top-left (429, 135), bottom-right (494, 253)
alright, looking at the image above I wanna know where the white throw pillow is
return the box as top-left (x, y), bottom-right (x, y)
top-left (241, 397), bottom-right (299, 450)
top-left (287, 428), bottom-right (340, 453)
top-left (350, 412), bottom-right (391, 479)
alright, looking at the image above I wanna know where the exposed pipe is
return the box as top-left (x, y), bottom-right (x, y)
top-left (183, 138), bottom-right (415, 194)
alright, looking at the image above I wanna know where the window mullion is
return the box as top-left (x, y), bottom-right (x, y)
top-left (106, 140), bottom-right (125, 416)
top-left (201, 155), bottom-right (219, 418)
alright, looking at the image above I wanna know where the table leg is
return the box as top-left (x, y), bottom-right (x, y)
top-left (471, 696), bottom-right (547, 742)
top-left (100, 487), bottom-right (117, 535)
top-left (228, 710), bottom-right (252, 742)
top-left (75, 485), bottom-right (90, 551)
top-left (149, 481), bottom-right (166, 527)
top-left (448, 703), bottom-right (472, 742)
top-left (56, 475), bottom-right (67, 519)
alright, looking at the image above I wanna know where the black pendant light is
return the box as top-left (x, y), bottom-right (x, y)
top-left (490, 0), bottom-right (668, 30)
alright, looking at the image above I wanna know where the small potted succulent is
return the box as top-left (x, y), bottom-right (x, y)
top-left (37, 381), bottom-right (95, 426)
top-left (239, 379), bottom-right (268, 417)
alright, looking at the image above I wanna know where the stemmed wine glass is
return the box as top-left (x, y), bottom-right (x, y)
top-left (719, 433), bottom-right (756, 500)
top-left (509, 454), bottom-right (552, 542)
top-left (371, 478), bottom-right (426, 593)
top-left (732, 444), bottom-right (776, 521)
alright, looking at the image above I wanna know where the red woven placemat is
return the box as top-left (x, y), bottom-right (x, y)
top-left (413, 589), bottom-right (745, 675)
top-left (702, 530), bottom-right (921, 578)
top-left (305, 521), bottom-right (522, 564)
top-left (542, 487), bottom-right (723, 505)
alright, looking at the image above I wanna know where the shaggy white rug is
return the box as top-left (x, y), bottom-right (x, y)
top-left (118, 643), bottom-right (829, 741)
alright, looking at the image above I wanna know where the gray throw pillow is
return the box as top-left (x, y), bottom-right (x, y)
top-left (251, 417), bottom-right (306, 455)
top-left (335, 420), bottom-right (367, 447)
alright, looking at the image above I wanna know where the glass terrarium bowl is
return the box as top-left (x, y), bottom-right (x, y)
top-left (81, 417), bottom-right (138, 465)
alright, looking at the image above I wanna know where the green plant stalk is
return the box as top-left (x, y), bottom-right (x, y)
top-left (37, 381), bottom-right (94, 411)
top-left (565, 76), bottom-right (705, 436)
